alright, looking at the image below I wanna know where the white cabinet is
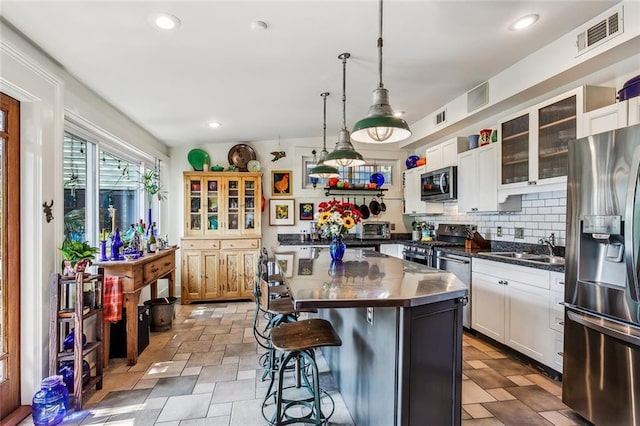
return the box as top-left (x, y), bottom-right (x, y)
top-left (471, 270), bottom-right (506, 341)
top-left (579, 101), bottom-right (628, 137)
top-left (379, 243), bottom-right (404, 259)
top-left (629, 97), bottom-right (640, 126)
top-left (425, 137), bottom-right (463, 172)
top-left (579, 97), bottom-right (640, 137)
top-left (403, 166), bottom-right (443, 215)
top-left (457, 143), bottom-right (521, 213)
top-left (472, 259), bottom-right (552, 366)
top-left (498, 86), bottom-right (615, 201)
top-left (548, 271), bottom-right (565, 372)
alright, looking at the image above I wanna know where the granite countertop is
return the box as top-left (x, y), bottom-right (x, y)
top-left (434, 246), bottom-right (565, 272)
top-left (275, 247), bottom-right (467, 309)
top-left (277, 234), bottom-right (565, 272)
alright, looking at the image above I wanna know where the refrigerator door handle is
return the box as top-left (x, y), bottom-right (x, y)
top-left (567, 307), bottom-right (640, 347)
top-left (624, 148), bottom-right (640, 302)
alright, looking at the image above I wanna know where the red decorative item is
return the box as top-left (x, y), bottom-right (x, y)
top-left (261, 193), bottom-right (266, 212)
top-left (328, 177), bottom-right (339, 187)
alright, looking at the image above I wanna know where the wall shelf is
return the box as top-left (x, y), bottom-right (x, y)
top-left (323, 187), bottom-right (388, 197)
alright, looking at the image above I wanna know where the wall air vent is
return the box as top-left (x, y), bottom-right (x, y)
top-left (467, 81), bottom-right (489, 113)
top-left (434, 109), bottom-right (446, 126)
top-left (576, 6), bottom-right (623, 56)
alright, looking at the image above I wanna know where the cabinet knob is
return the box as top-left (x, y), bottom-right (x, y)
top-left (559, 321), bottom-right (564, 326)
top-left (557, 351), bottom-right (564, 357)
top-left (558, 281), bottom-right (565, 285)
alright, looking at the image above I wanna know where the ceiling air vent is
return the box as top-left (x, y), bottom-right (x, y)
top-left (576, 6), bottom-right (623, 56)
top-left (434, 109), bottom-right (446, 126)
top-left (467, 81), bottom-right (489, 113)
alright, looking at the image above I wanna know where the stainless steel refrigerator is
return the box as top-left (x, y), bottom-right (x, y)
top-left (564, 123), bottom-right (640, 426)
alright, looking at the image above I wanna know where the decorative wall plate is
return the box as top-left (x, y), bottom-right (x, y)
top-left (227, 144), bottom-right (256, 171)
top-left (247, 160), bottom-right (261, 172)
top-left (187, 148), bottom-right (211, 171)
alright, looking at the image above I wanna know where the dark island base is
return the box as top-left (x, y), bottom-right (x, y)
top-left (319, 298), bottom-right (463, 426)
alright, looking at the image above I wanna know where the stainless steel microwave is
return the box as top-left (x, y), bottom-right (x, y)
top-left (420, 166), bottom-right (457, 202)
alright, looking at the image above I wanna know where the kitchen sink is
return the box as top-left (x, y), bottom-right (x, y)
top-left (479, 252), bottom-right (565, 266)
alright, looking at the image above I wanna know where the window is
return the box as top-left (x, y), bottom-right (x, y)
top-left (302, 156), bottom-right (394, 188)
top-left (99, 151), bottom-right (142, 238)
top-left (63, 132), bottom-right (89, 241)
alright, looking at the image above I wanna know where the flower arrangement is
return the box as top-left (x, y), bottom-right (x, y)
top-left (316, 199), bottom-right (362, 239)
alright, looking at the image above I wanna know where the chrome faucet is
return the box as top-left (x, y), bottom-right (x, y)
top-left (538, 233), bottom-right (556, 256)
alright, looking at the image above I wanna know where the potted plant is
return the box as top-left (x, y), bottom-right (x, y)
top-left (59, 238), bottom-right (98, 276)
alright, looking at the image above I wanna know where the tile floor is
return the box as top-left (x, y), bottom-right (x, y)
top-left (22, 301), bottom-right (593, 425)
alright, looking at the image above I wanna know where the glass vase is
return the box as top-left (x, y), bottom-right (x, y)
top-left (329, 236), bottom-right (346, 261)
top-left (32, 375), bottom-right (68, 426)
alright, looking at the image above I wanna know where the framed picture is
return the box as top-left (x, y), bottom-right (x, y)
top-left (271, 170), bottom-right (293, 196)
top-left (299, 202), bottom-right (314, 221)
top-left (269, 199), bottom-right (295, 226)
top-left (297, 258), bottom-right (313, 276)
top-left (274, 252), bottom-right (295, 278)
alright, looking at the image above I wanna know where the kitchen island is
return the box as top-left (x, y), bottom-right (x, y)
top-left (276, 247), bottom-right (467, 426)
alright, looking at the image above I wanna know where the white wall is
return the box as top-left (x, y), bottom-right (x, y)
top-left (0, 22), bottom-right (168, 403)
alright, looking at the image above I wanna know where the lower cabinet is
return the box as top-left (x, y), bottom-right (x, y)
top-left (472, 258), bottom-right (559, 369)
top-left (379, 243), bottom-right (404, 259)
top-left (181, 238), bottom-right (259, 303)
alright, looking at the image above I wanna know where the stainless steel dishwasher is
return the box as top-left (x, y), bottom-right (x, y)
top-left (436, 250), bottom-right (471, 329)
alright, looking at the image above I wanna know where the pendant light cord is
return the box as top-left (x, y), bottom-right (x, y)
top-left (378, 0), bottom-right (384, 89)
top-left (321, 92), bottom-right (329, 150)
top-left (338, 52), bottom-right (350, 130)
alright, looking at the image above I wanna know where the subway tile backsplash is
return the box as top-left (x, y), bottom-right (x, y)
top-left (416, 190), bottom-right (567, 246)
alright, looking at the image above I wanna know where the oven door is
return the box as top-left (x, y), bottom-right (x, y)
top-left (403, 247), bottom-right (435, 267)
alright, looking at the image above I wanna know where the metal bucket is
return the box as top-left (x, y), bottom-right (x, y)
top-left (144, 297), bottom-right (177, 332)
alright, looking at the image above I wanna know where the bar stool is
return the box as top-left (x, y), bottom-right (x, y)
top-left (263, 318), bottom-right (342, 425)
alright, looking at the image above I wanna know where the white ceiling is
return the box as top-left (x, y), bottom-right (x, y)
top-left (0, 1), bottom-right (620, 148)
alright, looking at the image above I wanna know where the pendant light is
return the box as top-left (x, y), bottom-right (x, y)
top-left (351, 0), bottom-right (411, 144)
top-left (325, 52), bottom-right (365, 168)
top-left (309, 92), bottom-right (340, 180)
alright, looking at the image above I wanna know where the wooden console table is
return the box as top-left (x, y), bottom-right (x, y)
top-left (94, 247), bottom-right (177, 365)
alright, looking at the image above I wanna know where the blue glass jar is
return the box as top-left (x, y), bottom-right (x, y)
top-left (329, 236), bottom-right (346, 261)
top-left (58, 360), bottom-right (91, 391)
top-left (32, 375), bottom-right (68, 426)
top-left (62, 328), bottom-right (87, 351)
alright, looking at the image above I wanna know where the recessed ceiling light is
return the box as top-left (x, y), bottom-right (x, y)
top-left (251, 21), bottom-right (268, 31)
top-left (150, 13), bottom-right (181, 30)
top-left (509, 14), bottom-right (539, 31)
top-left (208, 121), bottom-right (222, 129)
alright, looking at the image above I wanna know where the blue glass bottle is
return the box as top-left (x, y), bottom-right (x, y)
top-left (329, 236), bottom-right (346, 261)
top-left (62, 328), bottom-right (87, 351)
top-left (32, 375), bottom-right (68, 426)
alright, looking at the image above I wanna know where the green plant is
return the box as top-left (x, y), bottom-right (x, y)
top-left (59, 238), bottom-right (98, 267)
top-left (140, 168), bottom-right (167, 202)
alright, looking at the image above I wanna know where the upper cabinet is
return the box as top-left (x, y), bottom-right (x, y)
top-left (403, 166), bottom-right (444, 215)
top-left (580, 96), bottom-right (640, 137)
top-left (425, 137), bottom-right (464, 172)
top-left (184, 172), bottom-right (262, 238)
top-left (498, 86), bottom-right (615, 200)
top-left (458, 143), bottom-right (521, 213)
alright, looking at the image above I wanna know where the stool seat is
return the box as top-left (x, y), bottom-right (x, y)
top-left (269, 297), bottom-right (317, 316)
top-left (271, 319), bottom-right (342, 352)
top-left (269, 284), bottom-right (289, 296)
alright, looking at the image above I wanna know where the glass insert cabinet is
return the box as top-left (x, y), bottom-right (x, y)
top-left (498, 86), bottom-right (616, 192)
top-left (183, 172), bottom-right (262, 237)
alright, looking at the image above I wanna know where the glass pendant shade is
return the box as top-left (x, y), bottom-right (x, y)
top-left (352, 0), bottom-right (411, 144)
top-left (352, 88), bottom-right (412, 143)
top-left (324, 129), bottom-right (365, 168)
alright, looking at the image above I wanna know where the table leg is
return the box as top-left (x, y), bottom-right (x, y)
top-left (151, 281), bottom-right (158, 300)
top-left (124, 289), bottom-right (142, 365)
top-left (103, 322), bottom-right (111, 367)
top-left (168, 270), bottom-right (175, 298)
